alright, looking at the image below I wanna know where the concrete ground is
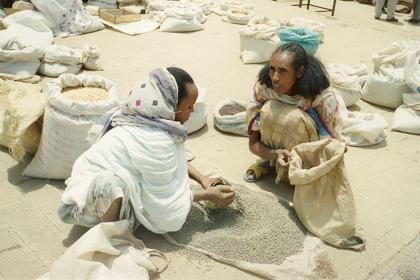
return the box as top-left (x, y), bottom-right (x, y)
top-left (1, 0), bottom-right (420, 279)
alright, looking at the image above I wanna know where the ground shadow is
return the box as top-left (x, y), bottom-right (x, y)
top-left (186, 124), bottom-right (209, 140)
top-left (6, 159), bottom-right (65, 194)
top-left (62, 225), bottom-right (89, 248)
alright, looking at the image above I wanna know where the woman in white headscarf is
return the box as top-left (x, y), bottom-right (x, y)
top-left (58, 67), bottom-right (235, 233)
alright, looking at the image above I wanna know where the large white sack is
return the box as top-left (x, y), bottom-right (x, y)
top-left (37, 221), bottom-right (167, 280)
top-left (239, 16), bottom-right (280, 64)
top-left (39, 62), bottom-right (83, 77)
top-left (361, 64), bottom-right (411, 109)
top-left (392, 93), bottom-right (420, 135)
top-left (327, 63), bottom-right (368, 107)
top-left (160, 3), bottom-right (206, 32)
top-left (0, 40), bottom-right (43, 77)
top-left (23, 74), bottom-right (119, 179)
top-left (32, 0), bottom-right (104, 36)
top-left (404, 51), bottom-right (420, 94)
top-left (336, 95), bottom-right (387, 146)
top-left (0, 10), bottom-right (54, 48)
top-left (213, 99), bottom-right (248, 136)
top-left (183, 85), bottom-right (207, 134)
top-left (372, 40), bottom-right (420, 71)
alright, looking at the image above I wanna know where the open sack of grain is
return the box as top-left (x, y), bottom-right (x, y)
top-left (159, 1), bottom-right (206, 32)
top-left (23, 73), bottom-right (118, 180)
top-left (39, 44), bottom-right (103, 77)
top-left (327, 63), bottom-right (368, 107)
top-left (183, 85), bottom-right (207, 134)
top-left (239, 16), bottom-right (280, 64)
top-left (0, 39), bottom-right (43, 83)
top-left (213, 99), bottom-right (248, 136)
top-left (160, 181), bottom-right (336, 280)
top-left (0, 81), bottom-right (46, 161)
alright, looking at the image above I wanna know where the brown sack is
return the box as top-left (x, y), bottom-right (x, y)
top-left (289, 138), bottom-right (365, 250)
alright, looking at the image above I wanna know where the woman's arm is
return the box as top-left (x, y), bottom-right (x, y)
top-left (188, 164), bottom-right (227, 190)
top-left (193, 186), bottom-right (235, 208)
top-left (248, 131), bottom-right (291, 166)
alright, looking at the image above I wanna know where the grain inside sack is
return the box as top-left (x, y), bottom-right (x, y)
top-left (62, 86), bottom-right (109, 102)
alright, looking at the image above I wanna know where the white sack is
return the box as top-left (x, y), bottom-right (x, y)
top-left (213, 99), bottom-right (248, 136)
top-left (38, 220), bottom-right (167, 280)
top-left (239, 17), bottom-right (280, 64)
top-left (160, 3), bottom-right (206, 32)
top-left (361, 65), bottom-right (411, 109)
top-left (392, 93), bottom-right (420, 135)
top-left (372, 40), bottom-right (420, 71)
top-left (0, 10), bottom-right (54, 48)
top-left (404, 51), bottom-right (420, 94)
top-left (214, 1), bottom-right (254, 16)
top-left (0, 39), bottom-right (43, 78)
top-left (222, 8), bottom-right (254, 25)
top-left (39, 44), bottom-right (102, 77)
top-left (183, 85), bottom-right (207, 134)
top-left (32, 0), bottom-right (104, 36)
top-left (336, 95), bottom-right (387, 146)
top-left (23, 73), bottom-right (119, 179)
top-left (12, 1), bottom-right (35, 10)
top-left (39, 62), bottom-right (82, 77)
top-left (190, 0), bottom-right (216, 15)
top-left (327, 63), bottom-right (368, 107)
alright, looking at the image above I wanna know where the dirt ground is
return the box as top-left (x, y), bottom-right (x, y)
top-left (1, 0), bottom-right (420, 279)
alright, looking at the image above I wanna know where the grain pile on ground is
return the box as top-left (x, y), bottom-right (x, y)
top-left (62, 86), bottom-right (109, 102)
top-left (169, 184), bottom-right (307, 264)
top-left (219, 104), bottom-right (245, 116)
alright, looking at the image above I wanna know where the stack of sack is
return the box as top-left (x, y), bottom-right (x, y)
top-left (239, 16), bottom-right (280, 64)
top-left (361, 40), bottom-right (420, 109)
top-left (214, 1), bottom-right (254, 25)
top-left (39, 44), bottom-right (103, 77)
top-left (0, 39), bottom-right (43, 83)
top-left (327, 63), bottom-right (368, 107)
top-left (392, 50), bottom-right (420, 134)
top-left (23, 73), bottom-right (119, 179)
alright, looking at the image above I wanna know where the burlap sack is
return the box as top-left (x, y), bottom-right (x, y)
top-left (289, 138), bottom-right (365, 250)
top-left (259, 99), bottom-right (318, 182)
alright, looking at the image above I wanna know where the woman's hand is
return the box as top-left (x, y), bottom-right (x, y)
top-left (208, 185), bottom-right (235, 208)
top-left (275, 149), bottom-right (291, 167)
top-left (201, 177), bottom-right (227, 190)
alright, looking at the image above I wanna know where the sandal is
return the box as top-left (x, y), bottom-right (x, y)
top-left (385, 17), bottom-right (398, 22)
top-left (244, 163), bottom-right (271, 182)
